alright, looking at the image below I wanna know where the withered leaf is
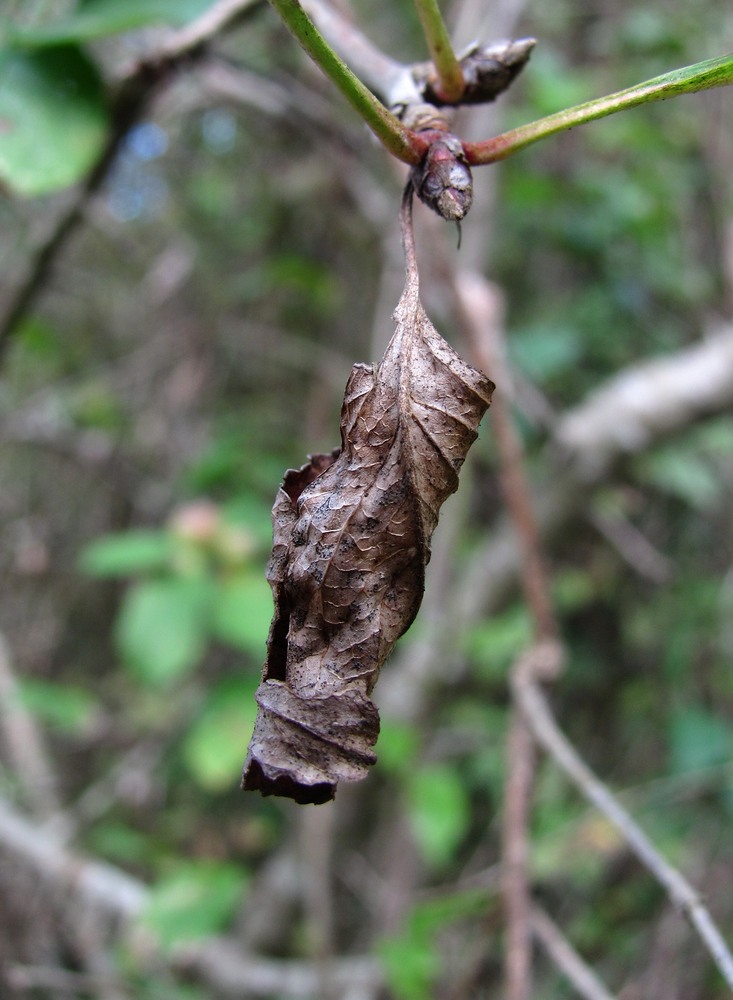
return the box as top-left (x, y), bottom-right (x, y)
top-left (242, 189), bottom-right (494, 804)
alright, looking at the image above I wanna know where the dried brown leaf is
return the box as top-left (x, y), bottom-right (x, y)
top-left (242, 190), bottom-right (494, 803)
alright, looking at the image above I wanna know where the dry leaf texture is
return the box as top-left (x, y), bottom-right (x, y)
top-left (242, 193), bottom-right (494, 803)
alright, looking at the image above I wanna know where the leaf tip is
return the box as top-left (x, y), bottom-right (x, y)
top-left (242, 758), bottom-right (336, 804)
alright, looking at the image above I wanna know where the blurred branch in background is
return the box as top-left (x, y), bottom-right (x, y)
top-left (453, 323), bottom-right (733, 653)
top-left (513, 649), bottom-right (733, 992)
top-left (380, 320), bottom-right (733, 717)
top-left (0, 0), bottom-right (263, 361)
top-left (382, 264), bottom-right (733, 995)
top-left (530, 906), bottom-right (617, 1000)
top-left (0, 631), bottom-right (62, 821)
top-left (454, 269), bottom-right (558, 1000)
top-left (0, 793), bottom-right (383, 999)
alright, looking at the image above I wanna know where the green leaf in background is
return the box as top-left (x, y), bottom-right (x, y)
top-left (669, 707), bottom-right (733, 775)
top-left (183, 677), bottom-right (259, 792)
top-left (141, 860), bottom-right (248, 949)
top-left (523, 49), bottom-right (595, 118)
top-left (210, 571), bottom-right (272, 656)
top-left (465, 604), bottom-right (532, 682)
top-left (509, 322), bottom-right (583, 382)
top-left (115, 578), bottom-right (211, 686)
top-left (12, 317), bottom-right (64, 362)
top-left (374, 718), bottom-right (420, 779)
top-left (407, 764), bottom-right (471, 870)
top-left (379, 932), bottom-right (439, 1000)
top-left (69, 381), bottom-right (126, 431)
top-left (636, 446), bottom-right (722, 511)
top-left (378, 891), bottom-right (488, 1000)
top-left (5, 0), bottom-right (216, 47)
top-left (79, 530), bottom-right (174, 577)
top-left (0, 45), bottom-right (108, 195)
top-left (87, 820), bottom-right (151, 865)
top-left (222, 493), bottom-right (275, 549)
top-left (18, 679), bottom-right (99, 734)
top-left (552, 567), bottom-right (598, 613)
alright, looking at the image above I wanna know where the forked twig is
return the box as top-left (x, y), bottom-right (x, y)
top-left (452, 267), bottom-right (733, 996)
top-left (513, 651), bottom-right (733, 993)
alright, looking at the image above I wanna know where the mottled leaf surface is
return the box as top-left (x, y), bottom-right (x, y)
top-left (242, 191), bottom-right (494, 803)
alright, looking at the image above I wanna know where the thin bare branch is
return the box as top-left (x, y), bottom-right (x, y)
top-left (453, 321), bottom-right (733, 658)
top-left (452, 270), bottom-right (562, 1000)
top-left (501, 711), bottom-right (536, 1000)
top-left (174, 937), bottom-right (381, 999)
top-left (455, 271), bottom-right (558, 641)
top-left (588, 505), bottom-right (676, 584)
top-left (513, 652), bottom-right (733, 993)
top-left (530, 905), bottom-right (618, 1000)
top-left (379, 322), bottom-right (733, 726)
top-left (0, 632), bottom-right (63, 821)
top-left (46, 740), bottom-right (166, 844)
top-left (555, 323), bottom-right (733, 478)
top-left (6, 965), bottom-right (123, 997)
top-left (300, 803), bottom-right (337, 999)
top-left (153, 0), bottom-right (264, 59)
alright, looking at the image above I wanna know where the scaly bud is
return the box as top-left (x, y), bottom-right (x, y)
top-left (410, 132), bottom-right (473, 222)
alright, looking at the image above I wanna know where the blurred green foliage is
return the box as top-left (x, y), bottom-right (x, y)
top-left (5, 0), bottom-right (214, 46)
top-left (80, 501), bottom-right (271, 685)
top-left (141, 859), bottom-right (249, 949)
top-left (17, 677), bottom-right (99, 734)
top-left (378, 889), bottom-right (490, 999)
top-left (0, 44), bottom-right (107, 194)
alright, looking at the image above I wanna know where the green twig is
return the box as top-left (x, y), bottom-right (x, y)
top-left (411, 0), bottom-right (464, 102)
top-left (267, 0), bottom-right (425, 163)
top-left (465, 52), bottom-right (733, 165)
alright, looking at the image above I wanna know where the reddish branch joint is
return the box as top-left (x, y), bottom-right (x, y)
top-left (411, 131), bottom-right (472, 222)
top-left (405, 39), bottom-right (535, 222)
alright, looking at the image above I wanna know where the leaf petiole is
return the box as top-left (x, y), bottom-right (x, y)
top-left (464, 51), bottom-right (733, 165)
top-left (411, 0), bottom-right (465, 103)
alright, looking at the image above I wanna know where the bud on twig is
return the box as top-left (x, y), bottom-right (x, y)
top-left (420, 38), bottom-right (536, 106)
top-left (410, 131), bottom-right (473, 222)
